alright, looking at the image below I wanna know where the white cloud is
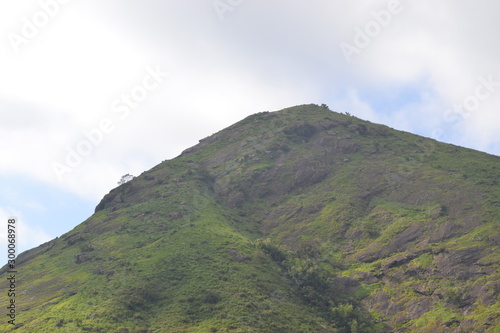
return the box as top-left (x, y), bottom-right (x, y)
top-left (335, 0), bottom-right (500, 150)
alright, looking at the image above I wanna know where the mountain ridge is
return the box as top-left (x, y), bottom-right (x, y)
top-left (1, 104), bottom-right (499, 332)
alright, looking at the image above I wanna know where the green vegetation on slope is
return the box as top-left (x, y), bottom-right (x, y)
top-left (1, 104), bottom-right (498, 332)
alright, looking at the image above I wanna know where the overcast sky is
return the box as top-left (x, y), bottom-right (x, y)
top-left (1, 0), bottom-right (499, 257)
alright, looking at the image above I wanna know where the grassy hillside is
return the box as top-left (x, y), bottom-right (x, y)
top-left (1, 104), bottom-right (498, 332)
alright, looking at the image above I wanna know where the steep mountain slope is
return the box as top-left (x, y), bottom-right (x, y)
top-left (1, 104), bottom-right (499, 332)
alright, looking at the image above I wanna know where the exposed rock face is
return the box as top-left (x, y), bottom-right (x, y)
top-left (356, 224), bottom-right (427, 263)
top-left (435, 247), bottom-right (485, 279)
top-left (429, 221), bottom-right (461, 242)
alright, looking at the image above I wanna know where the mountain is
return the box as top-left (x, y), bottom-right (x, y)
top-left (1, 104), bottom-right (499, 332)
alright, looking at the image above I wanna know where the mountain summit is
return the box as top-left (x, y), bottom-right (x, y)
top-left (2, 104), bottom-right (499, 332)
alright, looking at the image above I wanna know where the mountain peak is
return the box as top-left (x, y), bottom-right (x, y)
top-left (2, 104), bottom-right (499, 332)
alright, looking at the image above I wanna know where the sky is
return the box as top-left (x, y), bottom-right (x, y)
top-left (1, 0), bottom-right (499, 258)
